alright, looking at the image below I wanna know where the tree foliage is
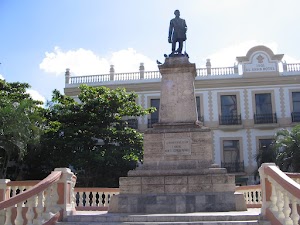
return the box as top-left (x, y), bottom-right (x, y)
top-left (35, 85), bottom-right (154, 187)
top-left (273, 125), bottom-right (300, 172)
top-left (255, 125), bottom-right (300, 175)
top-left (0, 80), bottom-right (44, 179)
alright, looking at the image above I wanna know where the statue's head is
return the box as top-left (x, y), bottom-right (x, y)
top-left (174, 10), bottom-right (180, 17)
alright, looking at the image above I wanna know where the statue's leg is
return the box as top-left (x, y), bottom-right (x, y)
top-left (172, 40), bottom-right (176, 52)
top-left (177, 40), bottom-right (183, 53)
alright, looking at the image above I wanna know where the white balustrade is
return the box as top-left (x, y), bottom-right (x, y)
top-left (196, 68), bottom-right (207, 76)
top-left (286, 63), bottom-right (300, 72)
top-left (69, 74), bottom-right (110, 84)
top-left (75, 188), bottom-right (119, 209)
top-left (0, 169), bottom-right (75, 225)
top-left (211, 67), bottom-right (235, 75)
top-left (144, 71), bottom-right (161, 79)
top-left (235, 185), bottom-right (262, 206)
top-left (114, 72), bottom-right (140, 81)
top-left (65, 61), bottom-right (300, 85)
top-left (259, 163), bottom-right (300, 225)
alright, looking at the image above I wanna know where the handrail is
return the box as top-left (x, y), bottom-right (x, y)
top-left (259, 163), bottom-right (300, 225)
top-left (264, 164), bottom-right (300, 198)
top-left (0, 171), bottom-right (62, 210)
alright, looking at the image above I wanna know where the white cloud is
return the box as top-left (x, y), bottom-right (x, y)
top-left (110, 48), bottom-right (157, 73)
top-left (201, 40), bottom-right (300, 68)
top-left (26, 89), bottom-right (46, 104)
top-left (202, 40), bottom-right (279, 67)
top-left (39, 47), bottom-right (157, 76)
top-left (0, 74), bottom-right (4, 80)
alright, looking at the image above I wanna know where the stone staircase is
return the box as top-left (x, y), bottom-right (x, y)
top-left (57, 208), bottom-right (271, 225)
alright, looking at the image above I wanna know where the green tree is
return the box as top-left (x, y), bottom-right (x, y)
top-left (273, 125), bottom-right (300, 172)
top-left (254, 125), bottom-right (300, 178)
top-left (37, 85), bottom-right (154, 187)
top-left (0, 80), bottom-right (44, 179)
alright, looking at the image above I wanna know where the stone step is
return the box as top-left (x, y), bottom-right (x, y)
top-left (57, 221), bottom-right (262, 225)
top-left (57, 209), bottom-right (269, 225)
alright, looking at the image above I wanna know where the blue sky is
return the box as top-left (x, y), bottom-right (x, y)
top-left (1, 0), bottom-right (300, 103)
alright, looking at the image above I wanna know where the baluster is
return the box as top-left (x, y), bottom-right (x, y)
top-left (78, 192), bottom-right (83, 207)
top-left (100, 192), bottom-right (105, 206)
top-left (20, 186), bottom-right (26, 206)
top-left (291, 197), bottom-right (299, 225)
top-left (26, 196), bottom-right (35, 225)
top-left (43, 186), bottom-right (52, 220)
top-left (35, 191), bottom-right (45, 225)
top-left (283, 192), bottom-right (293, 225)
top-left (250, 191), bottom-right (254, 204)
top-left (244, 191), bottom-right (249, 204)
top-left (258, 189), bottom-right (262, 203)
top-left (11, 186), bottom-right (17, 197)
top-left (4, 207), bottom-right (12, 225)
top-left (92, 192), bottom-right (97, 206)
top-left (103, 192), bottom-right (109, 206)
top-left (276, 189), bottom-right (285, 220)
top-left (14, 202), bottom-right (23, 225)
top-left (71, 181), bottom-right (76, 208)
top-left (253, 191), bottom-right (257, 204)
top-left (87, 192), bottom-right (92, 207)
top-left (50, 183), bottom-right (60, 212)
top-left (107, 193), bottom-right (112, 205)
top-left (270, 184), bottom-right (278, 212)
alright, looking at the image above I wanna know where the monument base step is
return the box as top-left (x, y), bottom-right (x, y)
top-left (108, 192), bottom-right (246, 213)
top-left (57, 208), bottom-right (270, 225)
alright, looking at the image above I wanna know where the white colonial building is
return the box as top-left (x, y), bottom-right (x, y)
top-left (64, 45), bottom-right (300, 185)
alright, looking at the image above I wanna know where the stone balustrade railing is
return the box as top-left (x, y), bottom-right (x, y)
top-left (75, 187), bottom-right (119, 211)
top-left (1, 164), bottom-right (299, 224)
top-left (235, 185), bottom-right (262, 208)
top-left (259, 163), bottom-right (300, 225)
top-left (65, 62), bottom-right (300, 86)
top-left (0, 168), bottom-right (76, 225)
top-left (285, 63), bottom-right (300, 72)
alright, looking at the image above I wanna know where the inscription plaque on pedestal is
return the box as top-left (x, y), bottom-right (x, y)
top-left (164, 138), bottom-right (191, 155)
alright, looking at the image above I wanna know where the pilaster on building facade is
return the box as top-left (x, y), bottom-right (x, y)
top-left (64, 45), bottom-right (300, 185)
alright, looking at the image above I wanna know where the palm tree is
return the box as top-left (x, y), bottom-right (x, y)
top-left (254, 125), bottom-right (300, 178)
top-left (273, 125), bottom-right (300, 172)
top-left (254, 141), bottom-right (278, 179)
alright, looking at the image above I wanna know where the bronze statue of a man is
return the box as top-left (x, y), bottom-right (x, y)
top-left (168, 10), bottom-right (187, 56)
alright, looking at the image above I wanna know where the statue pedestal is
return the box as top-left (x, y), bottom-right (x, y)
top-left (108, 57), bottom-right (246, 213)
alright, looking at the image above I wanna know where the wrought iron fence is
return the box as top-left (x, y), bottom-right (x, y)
top-left (221, 161), bottom-right (245, 173)
top-left (219, 114), bottom-right (242, 125)
top-left (254, 113), bottom-right (277, 124)
top-left (291, 112), bottom-right (300, 122)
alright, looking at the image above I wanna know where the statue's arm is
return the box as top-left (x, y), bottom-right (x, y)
top-left (168, 20), bottom-right (173, 41)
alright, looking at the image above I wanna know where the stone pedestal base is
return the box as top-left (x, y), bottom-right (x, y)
top-left (108, 173), bottom-right (247, 213)
top-left (109, 192), bottom-right (244, 213)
